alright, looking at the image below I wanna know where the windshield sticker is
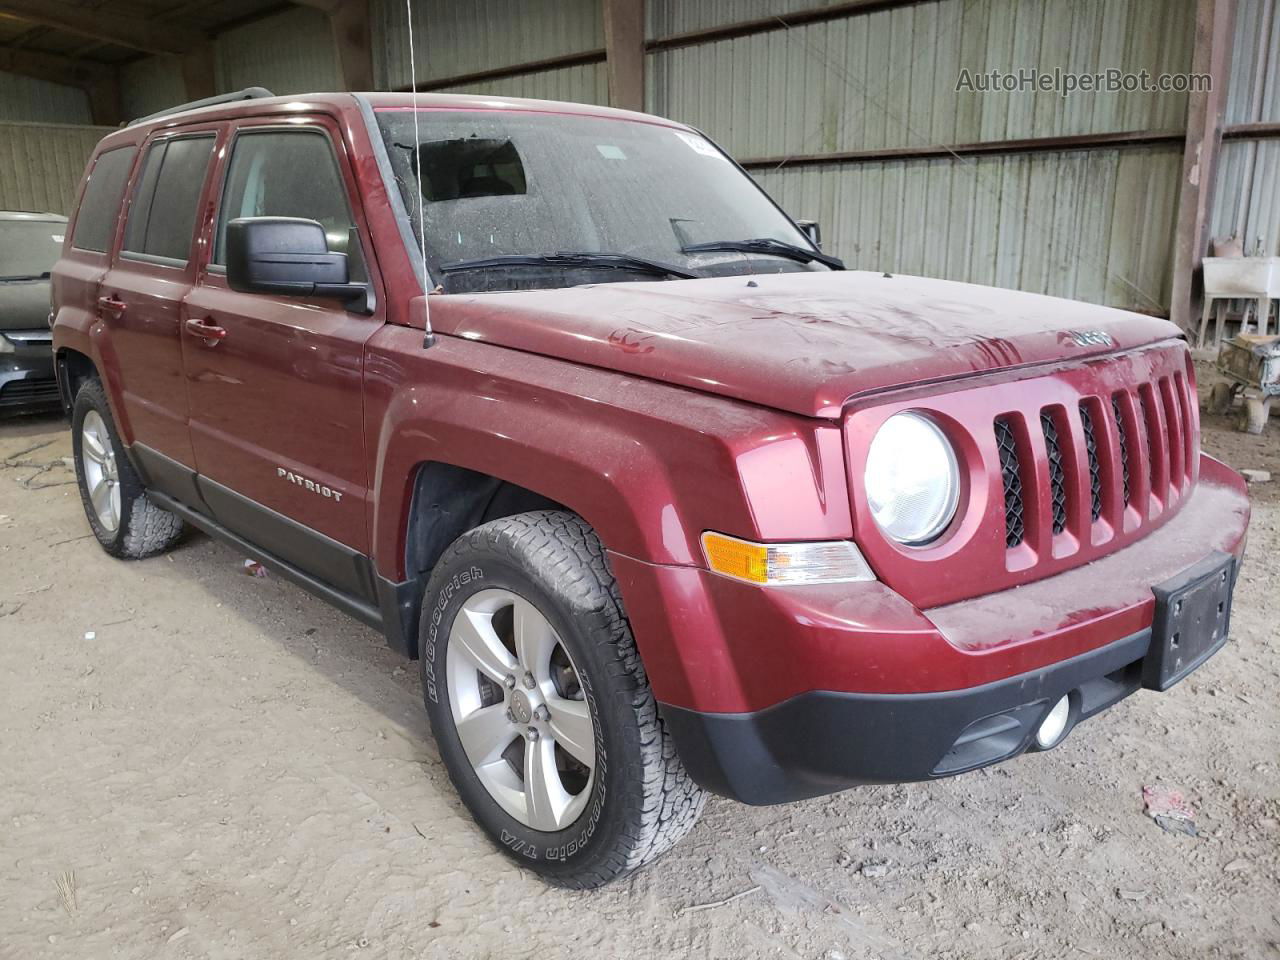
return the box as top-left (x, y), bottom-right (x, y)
top-left (673, 131), bottom-right (725, 160)
top-left (595, 144), bottom-right (627, 160)
top-left (52, 234), bottom-right (65, 242)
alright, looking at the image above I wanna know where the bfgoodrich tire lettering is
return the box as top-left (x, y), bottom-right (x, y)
top-left (420, 510), bottom-right (705, 888)
top-left (71, 378), bottom-right (183, 559)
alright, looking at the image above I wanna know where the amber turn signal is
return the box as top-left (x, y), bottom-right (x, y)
top-left (700, 532), bottom-right (876, 586)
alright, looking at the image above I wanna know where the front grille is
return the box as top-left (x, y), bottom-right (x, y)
top-left (1040, 411), bottom-right (1068, 535)
top-left (1079, 403), bottom-right (1103, 522)
top-left (991, 369), bottom-right (1197, 555)
top-left (0, 378), bottom-right (59, 407)
top-left (1112, 394), bottom-right (1131, 505)
top-left (994, 418), bottom-right (1024, 547)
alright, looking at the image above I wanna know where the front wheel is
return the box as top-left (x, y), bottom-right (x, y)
top-left (71, 378), bottom-right (184, 558)
top-left (419, 511), bottom-right (705, 888)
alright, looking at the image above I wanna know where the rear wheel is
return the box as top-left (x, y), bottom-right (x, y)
top-left (420, 511), bottom-right (705, 888)
top-left (71, 378), bottom-right (183, 558)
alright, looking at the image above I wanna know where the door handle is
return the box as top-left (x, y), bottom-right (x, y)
top-left (184, 317), bottom-right (227, 343)
top-left (97, 296), bottom-right (127, 319)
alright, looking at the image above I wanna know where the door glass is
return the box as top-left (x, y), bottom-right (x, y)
top-left (213, 130), bottom-right (366, 280)
top-left (71, 146), bottom-right (138, 253)
top-left (122, 136), bottom-right (215, 264)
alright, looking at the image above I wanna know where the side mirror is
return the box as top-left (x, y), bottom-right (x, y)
top-left (225, 217), bottom-right (369, 310)
top-left (795, 219), bottom-right (822, 249)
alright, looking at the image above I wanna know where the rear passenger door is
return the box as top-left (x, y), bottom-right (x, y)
top-left (183, 118), bottom-right (382, 593)
top-left (99, 127), bottom-right (220, 472)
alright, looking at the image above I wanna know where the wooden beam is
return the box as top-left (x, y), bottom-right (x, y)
top-left (0, 0), bottom-right (205, 55)
top-left (1169, 0), bottom-right (1236, 336)
top-left (603, 0), bottom-right (645, 111)
top-left (181, 42), bottom-right (217, 102)
top-left (737, 129), bottom-right (1187, 170)
top-left (0, 47), bottom-right (109, 89)
top-left (646, 0), bottom-right (932, 52)
top-left (86, 73), bottom-right (123, 126)
top-left (1224, 121), bottom-right (1280, 140)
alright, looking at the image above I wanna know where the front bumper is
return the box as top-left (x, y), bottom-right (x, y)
top-left (611, 456), bottom-right (1250, 804)
top-left (0, 330), bottom-right (58, 415)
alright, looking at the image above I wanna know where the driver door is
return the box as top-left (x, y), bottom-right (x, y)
top-left (183, 117), bottom-right (383, 597)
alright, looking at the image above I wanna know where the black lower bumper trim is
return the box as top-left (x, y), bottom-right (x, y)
top-left (661, 629), bottom-right (1157, 805)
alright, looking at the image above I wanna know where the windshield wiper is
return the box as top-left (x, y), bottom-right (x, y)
top-left (440, 252), bottom-right (698, 280)
top-left (681, 237), bottom-right (844, 270)
top-left (0, 272), bottom-right (51, 282)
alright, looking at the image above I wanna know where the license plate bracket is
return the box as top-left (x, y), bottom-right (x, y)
top-left (1143, 551), bottom-right (1235, 692)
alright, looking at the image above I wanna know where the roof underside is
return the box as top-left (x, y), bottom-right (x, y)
top-left (0, 0), bottom-right (288, 67)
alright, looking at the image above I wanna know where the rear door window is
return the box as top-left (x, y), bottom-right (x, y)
top-left (122, 135), bottom-right (216, 265)
top-left (71, 146), bottom-right (138, 253)
top-left (213, 129), bottom-right (365, 280)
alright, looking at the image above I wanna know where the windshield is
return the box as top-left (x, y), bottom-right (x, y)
top-left (0, 218), bottom-right (65, 281)
top-left (375, 109), bottom-right (826, 293)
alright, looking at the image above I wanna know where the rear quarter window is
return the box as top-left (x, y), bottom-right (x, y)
top-left (71, 146), bottom-right (138, 253)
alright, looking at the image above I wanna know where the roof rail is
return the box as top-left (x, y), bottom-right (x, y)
top-left (128, 87), bottom-right (276, 127)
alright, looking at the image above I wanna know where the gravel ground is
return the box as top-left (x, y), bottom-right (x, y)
top-left (1, 364), bottom-right (1277, 960)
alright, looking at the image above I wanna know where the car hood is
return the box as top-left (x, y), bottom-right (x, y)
top-left (0, 279), bottom-right (52, 332)
top-left (433, 271), bottom-right (1181, 418)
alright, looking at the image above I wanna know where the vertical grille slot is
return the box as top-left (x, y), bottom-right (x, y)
top-left (994, 417), bottom-right (1025, 548)
top-left (1111, 393), bottom-right (1131, 505)
top-left (1040, 411), bottom-right (1068, 535)
top-left (1078, 403), bottom-right (1103, 522)
top-left (1159, 376), bottom-right (1184, 489)
top-left (1136, 387), bottom-right (1156, 490)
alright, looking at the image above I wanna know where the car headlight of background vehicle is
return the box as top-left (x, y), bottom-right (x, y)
top-left (863, 412), bottom-right (960, 545)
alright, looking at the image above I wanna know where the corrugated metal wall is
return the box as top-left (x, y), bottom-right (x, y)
top-left (217, 6), bottom-right (340, 95)
top-left (371, 0), bottom-right (607, 103)
top-left (0, 72), bottom-right (91, 124)
top-left (1212, 0), bottom-right (1279, 256)
top-left (0, 122), bottom-right (110, 215)
top-left (647, 0), bottom-right (1195, 314)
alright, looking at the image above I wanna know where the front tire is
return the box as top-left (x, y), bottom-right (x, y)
top-left (71, 378), bottom-right (184, 558)
top-left (419, 511), bottom-right (705, 888)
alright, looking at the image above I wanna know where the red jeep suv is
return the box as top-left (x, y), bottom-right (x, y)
top-left (51, 90), bottom-right (1250, 888)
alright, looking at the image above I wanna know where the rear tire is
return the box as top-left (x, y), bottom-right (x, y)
top-left (419, 510), bottom-right (705, 888)
top-left (71, 378), bottom-right (184, 559)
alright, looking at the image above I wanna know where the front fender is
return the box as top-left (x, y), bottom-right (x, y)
top-left (363, 326), bottom-right (853, 581)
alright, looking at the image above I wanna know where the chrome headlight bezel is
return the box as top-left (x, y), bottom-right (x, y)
top-left (863, 411), bottom-right (961, 546)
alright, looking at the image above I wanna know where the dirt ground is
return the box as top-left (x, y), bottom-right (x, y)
top-left (1, 364), bottom-right (1277, 960)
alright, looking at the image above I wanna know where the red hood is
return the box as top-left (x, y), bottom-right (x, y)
top-left (432, 271), bottom-right (1181, 418)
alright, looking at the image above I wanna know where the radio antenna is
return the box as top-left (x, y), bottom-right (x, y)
top-left (405, 0), bottom-right (435, 347)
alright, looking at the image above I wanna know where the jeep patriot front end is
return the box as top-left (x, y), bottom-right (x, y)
top-left (51, 91), bottom-right (1249, 887)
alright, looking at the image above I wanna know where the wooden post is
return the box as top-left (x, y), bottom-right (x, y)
top-left (603, 0), bottom-right (645, 111)
top-left (181, 42), bottom-right (217, 102)
top-left (86, 72), bottom-right (123, 126)
top-left (329, 0), bottom-right (375, 91)
top-left (1170, 0), bottom-right (1236, 335)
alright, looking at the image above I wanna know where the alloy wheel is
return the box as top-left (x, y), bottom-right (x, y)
top-left (80, 410), bottom-right (121, 533)
top-left (446, 588), bottom-right (596, 831)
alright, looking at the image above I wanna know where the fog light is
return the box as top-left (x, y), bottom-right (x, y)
top-left (1035, 695), bottom-right (1071, 749)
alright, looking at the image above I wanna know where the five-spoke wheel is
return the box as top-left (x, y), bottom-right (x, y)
top-left (447, 588), bottom-right (596, 831)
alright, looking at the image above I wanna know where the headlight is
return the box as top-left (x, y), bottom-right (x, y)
top-left (0, 333), bottom-right (14, 354)
top-left (701, 532), bottom-right (875, 586)
top-left (864, 412), bottom-right (960, 545)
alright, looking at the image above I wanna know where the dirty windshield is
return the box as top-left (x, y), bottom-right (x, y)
top-left (376, 109), bottom-right (828, 293)
top-left (0, 218), bottom-right (64, 281)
